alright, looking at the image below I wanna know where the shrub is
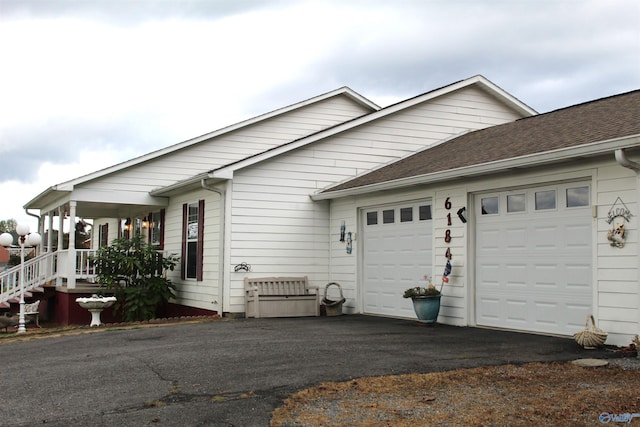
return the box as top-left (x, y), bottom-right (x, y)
top-left (92, 235), bottom-right (179, 322)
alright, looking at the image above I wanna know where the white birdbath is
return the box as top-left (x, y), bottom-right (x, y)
top-left (75, 295), bottom-right (117, 327)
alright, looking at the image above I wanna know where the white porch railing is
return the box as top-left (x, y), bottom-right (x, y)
top-left (1, 251), bottom-right (57, 304)
top-left (56, 249), bottom-right (99, 281)
top-left (0, 249), bottom-right (99, 305)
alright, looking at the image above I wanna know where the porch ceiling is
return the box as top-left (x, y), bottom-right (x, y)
top-left (73, 200), bottom-right (165, 219)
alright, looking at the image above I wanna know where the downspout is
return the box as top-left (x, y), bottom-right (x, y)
top-left (615, 148), bottom-right (640, 171)
top-left (614, 148), bottom-right (640, 336)
top-left (25, 209), bottom-right (41, 254)
top-left (201, 179), bottom-right (226, 314)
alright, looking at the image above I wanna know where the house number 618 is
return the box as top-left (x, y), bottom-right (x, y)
top-left (444, 197), bottom-right (452, 253)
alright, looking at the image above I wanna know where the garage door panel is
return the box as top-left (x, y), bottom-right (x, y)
top-left (380, 291), bottom-right (397, 309)
top-left (506, 299), bottom-right (528, 323)
top-left (476, 183), bottom-right (592, 336)
top-left (505, 227), bottom-right (528, 250)
top-left (477, 297), bottom-right (500, 321)
top-left (566, 302), bottom-right (592, 329)
top-left (477, 229), bottom-right (501, 252)
top-left (532, 225), bottom-right (560, 249)
top-left (504, 264), bottom-right (527, 285)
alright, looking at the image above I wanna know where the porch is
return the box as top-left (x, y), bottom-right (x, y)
top-left (0, 248), bottom-right (117, 326)
top-left (0, 248), bottom-right (216, 327)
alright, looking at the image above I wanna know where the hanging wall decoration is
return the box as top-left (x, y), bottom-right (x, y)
top-left (340, 221), bottom-right (346, 242)
top-left (606, 197), bottom-right (632, 248)
top-left (346, 232), bottom-right (353, 254)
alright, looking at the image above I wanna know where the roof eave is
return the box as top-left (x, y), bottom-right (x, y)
top-left (23, 186), bottom-right (70, 210)
top-left (311, 134), bottom-right (640, 201)
top-left (471, 75), bottom-right (538, 116)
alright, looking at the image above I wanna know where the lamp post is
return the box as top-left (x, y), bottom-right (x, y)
top-left (0, 224), bottom-right (42, 333)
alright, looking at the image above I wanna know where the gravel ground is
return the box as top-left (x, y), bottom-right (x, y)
top-left (608, 356), bottom-right (640, 370)
top-left (271, 358), bottom-right (640, 426)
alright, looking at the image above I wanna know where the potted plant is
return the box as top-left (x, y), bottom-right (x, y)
top-left (403, 274), bottom-right (442, 323)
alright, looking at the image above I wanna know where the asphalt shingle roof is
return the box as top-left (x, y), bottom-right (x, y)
top-left (323, 90), bottom-right (640, 193)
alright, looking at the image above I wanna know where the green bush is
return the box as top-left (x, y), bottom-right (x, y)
top-left (92, 235), bottom-right (180, 322)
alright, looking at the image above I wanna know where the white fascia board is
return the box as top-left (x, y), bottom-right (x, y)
top-left (311, 134), bottom-right (640, 201)
top-left (336, 87), bottom-right (381, 110)
top-left (212, 76), bottom-right (531, 178)
top-left (472, 75), bottom-right (538, 116)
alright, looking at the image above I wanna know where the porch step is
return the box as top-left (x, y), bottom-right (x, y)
top-left (6, 293), bottom-right (34, 301)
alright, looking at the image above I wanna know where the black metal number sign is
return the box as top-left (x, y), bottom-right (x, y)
top-left (444, 198), bottom-right (452, 259)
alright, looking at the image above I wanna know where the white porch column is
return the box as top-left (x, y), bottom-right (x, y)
top-left (56, 207), bottom-right (64, 287)
top-left (47, 213), bottom-right (53, 253)
top-left (37, 217), bottom-right (44, 256)
top-left (67, 201), bottom-right (77, 289)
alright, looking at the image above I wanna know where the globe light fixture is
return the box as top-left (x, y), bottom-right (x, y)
top-left (0, 224), bottom-right (41, 333)
top-left (0, 232), bottom-right (12, 247)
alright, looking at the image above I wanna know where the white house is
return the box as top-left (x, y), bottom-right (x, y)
top-left (16, 77), bottom-right (640, 347)
top-left (313, 90), bottom-right (640, 346)
top-left (20, 75), bottom-right (535, 324)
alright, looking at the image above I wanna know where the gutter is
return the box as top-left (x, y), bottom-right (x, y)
top-left (201, 179), bottom-right (226, 314)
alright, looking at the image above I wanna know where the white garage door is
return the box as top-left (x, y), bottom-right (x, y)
top-left (362, 202), bottom-right (433, 318)
top-left (475, 182), bottom-right (592, 336)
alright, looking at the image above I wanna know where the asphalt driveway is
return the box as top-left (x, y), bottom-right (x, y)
top-left (0, 315), bottom-right (610, 426)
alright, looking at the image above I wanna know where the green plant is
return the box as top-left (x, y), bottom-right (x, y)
top-left (92, 234), bottom-right (179, 322)
top-left (402, 273), bottom-right (442, 298)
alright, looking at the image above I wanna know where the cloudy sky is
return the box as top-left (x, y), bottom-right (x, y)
top-left (1, 0), bottom-right (639, 231)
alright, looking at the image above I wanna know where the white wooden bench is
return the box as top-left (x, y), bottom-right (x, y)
top-left (244, 276), bottom-right (320, 318)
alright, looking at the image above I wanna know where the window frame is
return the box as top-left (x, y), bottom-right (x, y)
top-left (181, 200), bottom-right (204, 281)
top-left (566, 186), bottom-right (590, 208)
top-left (98, 223), bottom-right (109, 248)
top-left (148, 209), bottom-right (165, 249)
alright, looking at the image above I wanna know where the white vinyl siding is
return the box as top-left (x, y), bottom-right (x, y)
top-left (164, 188), bottom-right (222, 312)
top-left (595, 163), bottom-right (639, 344)
top-left (75, 95), bottom-right (372, 195)
top-left (227, 87), bottom-right (522, 313)
top-left (433, 188), bottom-right (468, 326)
